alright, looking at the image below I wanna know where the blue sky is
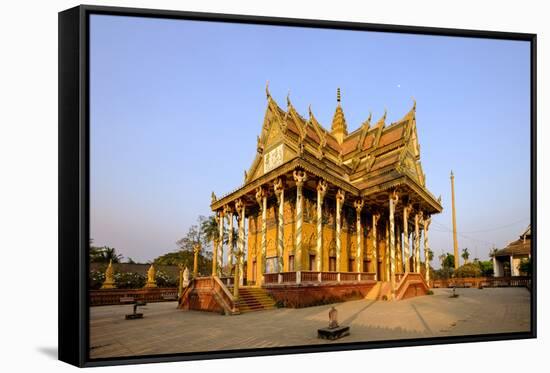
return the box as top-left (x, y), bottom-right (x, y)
top-left (89, 14), bottom-right (530, 265)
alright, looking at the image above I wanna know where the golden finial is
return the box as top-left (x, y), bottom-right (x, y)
top-left (265, 81), bottom-right (271, 99)
top-left (450, 170), bottom-right (454, 178)
top-left (368, 111), bottom-right (372, 122)
top-left (308, 104), bottom-right (313, 118)
top-left (286, 90), bottom-right (291, 107)
top-left (337, 87), bottom-right (341, 103)
top-left (383, 108), bottom-right (387, 121)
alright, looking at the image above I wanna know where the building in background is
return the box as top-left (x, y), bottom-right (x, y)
top-left (493, 225), bottom-right (531, 277)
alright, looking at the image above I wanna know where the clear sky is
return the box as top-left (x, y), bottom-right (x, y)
top-left (89, 14), bottom-right (531, 265)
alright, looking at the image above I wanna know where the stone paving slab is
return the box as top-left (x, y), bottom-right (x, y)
top-left (89, 288), bottom-right (531, 359)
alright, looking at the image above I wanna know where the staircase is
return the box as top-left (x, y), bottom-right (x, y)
top-left (365, 281), bottom-right (392, 300)
top-left (236, 287), bottom-right (277, 313)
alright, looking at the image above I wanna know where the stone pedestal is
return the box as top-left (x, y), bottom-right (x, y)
top-left (317, 325), bottom-right (350, 340)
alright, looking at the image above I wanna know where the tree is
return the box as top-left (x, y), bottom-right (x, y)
top-left (426, 248), bottom-right (434, 262)
top-left (455, 262), bottom-right (481, 278)
top-left (477, 260), bottom-right (494, 276)
top-left (443, 253), bottom-right (455, 269)
top-left (461, 248), bottom-right (470, 263)
top-left (518, 257), bottom-right (532, 276)
top-left (200, 215), bottom-right (219, 252)
top-left (89, 245), bottom-right (123, 263)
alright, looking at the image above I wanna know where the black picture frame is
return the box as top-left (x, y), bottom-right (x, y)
top-left (58, 4), bottom-right (537, 368)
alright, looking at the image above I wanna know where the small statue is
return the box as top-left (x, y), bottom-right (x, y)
top-left (144, 264), bottom-right (157, 288)
top-left (100, 259), bottom-right (116, 289)
top-left (328, 306), bottom-right (339, 329)
top-left (183, 266), bottom-right (189, 282)
top-left (211, 191), bottom-right (217, 204)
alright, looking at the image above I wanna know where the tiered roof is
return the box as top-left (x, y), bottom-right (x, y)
top-left (211, 87), bottom-right (442, 214)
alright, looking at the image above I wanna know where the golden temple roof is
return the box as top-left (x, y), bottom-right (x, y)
top-left (211, 87), bottom-right (442, 214)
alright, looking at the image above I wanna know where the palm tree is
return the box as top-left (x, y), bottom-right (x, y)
top-left (200, 215), bottom-right (219, 252)
top-left (102, 247), bottom-right (123, 263)
top-left (461, 248), bottom-right (470, 264)
top-left (438, 252), bottom-right (446, 267)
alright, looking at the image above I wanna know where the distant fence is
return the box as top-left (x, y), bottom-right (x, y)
top-left (431, 276), bottom-right (531, 289)
top-left (90, 287), bottom-right (178, 306)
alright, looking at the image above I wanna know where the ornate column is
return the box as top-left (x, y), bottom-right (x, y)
top-left (396, 223), bottom-right (402, 273)
top-left (423, 216), bottom-right (432, 285)
top-left (224, 205), bottom-right (234, 275)
top-left (389, 191), bottom-right (399, 297)
top-left (414, 211), bottom-right (423, 273)
top-left (217, 210), bottom-right (224, 276)
top-left (212, 214), bottom-right (219, 276)
top-left (255, 187), bottom-right (267, 285)
top-left (403, 204), bottom-right (412, 273)
top-left (372, 213), bottom-right (380, 280)
top-left (273, 178), bottom-right (285, 272)
top-left (193, 243), bottom-right (200, 278)
top-left (385, 221), bottom-right (390, 281)
top-left (335, 189), bottom-right (346, 272)
top-left (235, 198), bottom-right (245, 286)
top-left (316, 179), bottom-right (328, 271)
top-left (293, 170), bottom-right (307, 272)
top-left (354, 199), bottom-right (364, 273)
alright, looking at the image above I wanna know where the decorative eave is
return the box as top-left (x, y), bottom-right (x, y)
top-left (211, 156), bottom-right (360, 211)
top-left (359, 173), bottom-right (442, 213)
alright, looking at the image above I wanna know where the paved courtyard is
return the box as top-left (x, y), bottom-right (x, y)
top-left (90, 288), bottom-right (531, 359)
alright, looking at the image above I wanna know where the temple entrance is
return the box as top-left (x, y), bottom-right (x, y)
top-left (348, 259), bottom-right (355, 272)
top-left (309, 255), bottom-right (315, 270)
top-left (288, 255), bottom-right (295, 271)
top-left (329, 257), bottom-right (336, 272)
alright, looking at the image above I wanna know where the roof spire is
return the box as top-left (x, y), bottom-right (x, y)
top-left (265, 81), bottom-right (271, 99)
top-left (331, 87), bottom-right (348, 144)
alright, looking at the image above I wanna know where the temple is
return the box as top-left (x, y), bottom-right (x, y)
top-left (180, 87), bottom-right (443, 313)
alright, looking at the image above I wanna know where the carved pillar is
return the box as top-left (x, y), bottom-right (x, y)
top-left (256, 187), bottom-right (267, 285)
top-left (273, 178), bottom-right (285, 272)
top-left (316, 179), bottom-right (328, 271)
top-left (293, 170), bottom-right (307, 272)
top-left (193, 243), bottom-right (200, 278)
top-left (354, 199), bottom-right (364, 273)
top-left (389, 191), bottom-right (399, 297)
top-left (217, 210), bottom-right (224, 276)
top-left (385, 221), bottom-right (390, 281)
top-left (335, 189), bottom-right (346, 272)
top-left (224, 205), bottom-right (234, 275)
top-left (372, 213), bottom-right (380, 280)
top-left (396, 223), bottom-right (402, 273)
top-left (212, 213), bottom-right (219, 276)
top-left (235, 199), bottom-right (245, 286)
top-left (414, 211), bottom-right (423, 273)
top-left (423, 216), bottom-right (432, 285)
top-left (403, 204), bottom-right (412, 273)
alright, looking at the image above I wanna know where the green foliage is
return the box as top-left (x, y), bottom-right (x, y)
top-left (443, 253), bottom-right (455, 269)
top-left (90, 246), bottom-right (124, 263)
top-left (426, 290), bottom-right (434, 295)
top-left (454, 262), bottom-right (482, 278)
top-left (89, 270), bottom-right (105, 290)
top-left (461, 248), bottom-right (470, 262)
top-left (477, 260), bottom-right (494, 276)
top-left (518, 257), bottom-right (532, 275)
top-left (155, 270), bottom-right (178, 287)
top-left (432, 267), bottom-right (453, 280)
top-left (114, 272), bottom-right (146, 289)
